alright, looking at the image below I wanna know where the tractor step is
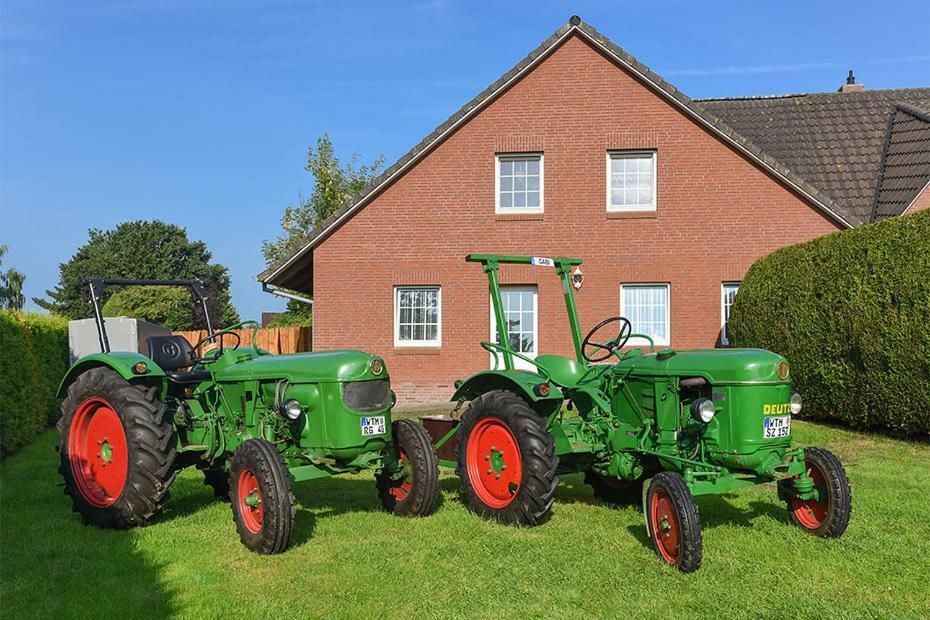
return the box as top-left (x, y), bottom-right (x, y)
top-left (420, 415), bottom-right (460, 462)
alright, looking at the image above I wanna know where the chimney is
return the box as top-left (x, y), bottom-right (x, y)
top-left (839, 69), bottom-right (865, 93)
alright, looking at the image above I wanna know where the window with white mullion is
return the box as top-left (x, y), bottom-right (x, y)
top-left (720, 282), bottom-right (740, 346)
top-left (394, 286), bottom-right (441, 346)
top-left (490, 286), bottom-right (538, 370)
top-left (497, 154), bottom-right (543, 213)
top-left (607, 151), bottom-right (657, 211)
top-left (621, 284), bottom-right (670, 346)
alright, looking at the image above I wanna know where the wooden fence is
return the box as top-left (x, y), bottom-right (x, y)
top-left (173, 326), bottom-right (311, 355)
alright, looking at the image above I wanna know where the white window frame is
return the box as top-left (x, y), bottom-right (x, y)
top-left (495, 153), bottom-right (544, 214)
top-left (393, 286), bottom-right (442, 347)
top-left (606, 150), bottom-right (658, 212)
top-left (620, 283), bottom-right (671, 346)
top-left (489, 285), bottom-right (538, 371)
top-left (720, 282), bottom-right (740, 346)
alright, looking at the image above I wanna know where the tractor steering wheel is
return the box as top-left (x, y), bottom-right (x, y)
top-left (582, 316), bottom-right (632, 363)
top-left (194, 320), bottom-right (259, 360)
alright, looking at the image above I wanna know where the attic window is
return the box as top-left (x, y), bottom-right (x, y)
top-left (607, 151), bottom-right (657, 212)
top-left (496, 153), bottom-right (543, 214)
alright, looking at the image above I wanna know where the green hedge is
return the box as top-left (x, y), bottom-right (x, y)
top-left (729, 210), bottom-right (930, 436)
top-left (0, 312), bottom-right (69, 457)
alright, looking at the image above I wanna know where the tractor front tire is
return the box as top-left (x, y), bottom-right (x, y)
top-left (376, 420), bottom-right (440, 517)
top-left (784, 446), bottom-right (852, 538)
top-left (585, 470), bottom-right (642, 506)
top-left (646, 472), bottom-right (702, 573)
top-left (229, 439), bottom-right (296, 554)
top-left (57, 367), bottom-right (176, 528)
top-left (455, 390), bottom-right (558, 526)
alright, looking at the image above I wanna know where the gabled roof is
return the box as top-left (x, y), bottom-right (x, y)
top-left (871, 104), bottom-right (930, 220)
top-left (698, 88), bottom-right (930, 225)
top-left (258, 16), bottom-right (856, 291)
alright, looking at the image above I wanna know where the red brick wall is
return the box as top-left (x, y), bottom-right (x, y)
top-left (907, 181), bottom-right (930, 213)
top-left (312, 35), bottom-right (843, 405)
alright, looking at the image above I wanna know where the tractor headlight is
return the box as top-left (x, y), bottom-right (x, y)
top-left (690, 398), bottom-right (716, 424)
top-left (282, 399), bottom-right (303, 421)
top-left (790, 392), bottom-right (803, 415)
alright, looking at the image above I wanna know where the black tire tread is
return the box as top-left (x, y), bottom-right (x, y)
top-left (56, 367), bottom-right (176, 529)
top-left (229, 439), bottom-right (295, 554)
top-left (455, 390), bottom-right (558, 527)
top-left (375, 419), bottom-right (440, 517)
top-left (647, 471), bottom-right (703, 573)
top-left (787, 446), bottom-right (852, 538)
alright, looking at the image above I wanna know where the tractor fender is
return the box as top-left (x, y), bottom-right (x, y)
top-left (57, 352), bottom-right (167, 398)
top-left (450, 370), bottom-right (563, 417)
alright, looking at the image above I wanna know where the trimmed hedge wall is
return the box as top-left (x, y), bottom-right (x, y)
top-left (0, 312), bottom-right (69, 457)
top-left (729, 210), bottom-right (930, 436)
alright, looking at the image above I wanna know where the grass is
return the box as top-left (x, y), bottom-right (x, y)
top-left (2, 420), bottom-right (929, 619)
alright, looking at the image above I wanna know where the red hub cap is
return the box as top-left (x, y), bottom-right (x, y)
top-left (389, 450), bottom-right (412, 502)
top-left (68, 397), bottom-right (129, 507)
top-left (791, 460), bottom-right (829, 529)
top-left (466, 417), bottom-right (523, 509)
top-left (237, 469), bottom-right (264, 534)
top-left (651, 489), bottom-right (680, 564)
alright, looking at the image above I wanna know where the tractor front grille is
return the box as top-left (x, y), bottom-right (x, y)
top-left (343, 379), bottom-right (391, 412)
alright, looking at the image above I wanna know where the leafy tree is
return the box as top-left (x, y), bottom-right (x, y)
top-left (36, 220), bottom-right (239, 327)
top-left (262, 133), bottom-right (383, 326)
top-left (0, 245), bottom-right (26, 311)
top-left (262, 133), bottom-right (384, 265)
top-left (103, 286), bottom-right (197, 331)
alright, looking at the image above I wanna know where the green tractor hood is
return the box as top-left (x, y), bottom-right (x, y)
top-left (618, 348), bottom-right (788, 384)
top-left (213, 349), bottom-right (385, 384)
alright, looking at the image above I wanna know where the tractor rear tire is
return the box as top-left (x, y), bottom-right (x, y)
top-left (229, 439), bottom-right (296, 554)
top-left (455, 390), bottom-right (558, 527)
top-left (375, 420), bottom-right (440, 517)
top-left (585, 470), bottom-right (642, 505)
top-left (201, 468), bottom-right (231, 501)
top-left (784, 446), bottom-right (852, 538)
top-left (646, 472), bottom-right (702, 573)
top-left (57, 367), bottom-right (176, 528)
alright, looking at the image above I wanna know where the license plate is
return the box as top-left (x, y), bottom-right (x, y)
top-left (763, 415), bottom-right (791, 439)
top-left (360, 416), bottom-right (386, 437)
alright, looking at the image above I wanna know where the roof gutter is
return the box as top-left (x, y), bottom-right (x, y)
top-left (262, 283), bottom-right (313, 305)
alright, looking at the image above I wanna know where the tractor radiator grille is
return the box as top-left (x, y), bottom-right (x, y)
top-left (343, 380), bottom-right (391, 412)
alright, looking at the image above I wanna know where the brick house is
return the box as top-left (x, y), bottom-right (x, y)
top-left (258, 16), bottom-right (930, 404)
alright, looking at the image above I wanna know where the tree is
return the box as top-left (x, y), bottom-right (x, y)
top-left (262, 133), bottom-right (384, 265)
top-left (0, 245), bottom-right (26, 311)
top-left (262, 134), bottom-right (383, 326)
top-left (103, 286), bottom-right (197, 331)
top-left (36, 220), bottom-right (239, 327)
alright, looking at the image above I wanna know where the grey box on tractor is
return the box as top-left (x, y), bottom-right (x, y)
top-left (67, 317), bottom-right (170, 363)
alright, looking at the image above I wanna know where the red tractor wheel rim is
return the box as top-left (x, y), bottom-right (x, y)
top-left (466, 417), bottom-right (523, 509)
top-left (791, 460), bottom-right (829, 529)
top-left (68, 397), bottom-right (129, 508)
top-left (389, 450), bottom-right (412, 502)
top-left (650, 489), bottom-right (681, 564)
top-left (237, 469), bottom-right (264, 534)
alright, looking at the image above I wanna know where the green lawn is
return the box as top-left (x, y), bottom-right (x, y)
top-left (2, 420), bottom-right (929, 619)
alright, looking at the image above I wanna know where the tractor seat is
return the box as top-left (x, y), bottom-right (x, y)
top-left (146, 335), bottom-right (211, 385)
top-left (533, 354), bottom-right (588, 388)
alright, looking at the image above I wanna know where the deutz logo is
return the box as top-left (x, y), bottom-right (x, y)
top-left (763, 403), bottom-right (791, 415)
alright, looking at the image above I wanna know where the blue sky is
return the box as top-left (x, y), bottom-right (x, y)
top-left (3, 0), bottom-right (929, 321)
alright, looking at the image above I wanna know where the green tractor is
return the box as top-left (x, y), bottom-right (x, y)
top-left (422, 255), bottom-right (851, 572)
top-left (56, 279), bottom-right (439, 554)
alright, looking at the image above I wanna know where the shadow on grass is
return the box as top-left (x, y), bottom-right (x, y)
top-left (1, 432), bottom-right (177, 618)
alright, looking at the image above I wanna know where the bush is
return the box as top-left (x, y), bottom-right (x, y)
top-left (729, 210), bottom-right (930, 436)
top-left (103, 285), bottom-right (194, 330)
top-left (0, 312), bottom-right (69, 457)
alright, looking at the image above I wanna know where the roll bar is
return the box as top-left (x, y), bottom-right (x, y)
top-left (82, 278), bottom-right (214, 353)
